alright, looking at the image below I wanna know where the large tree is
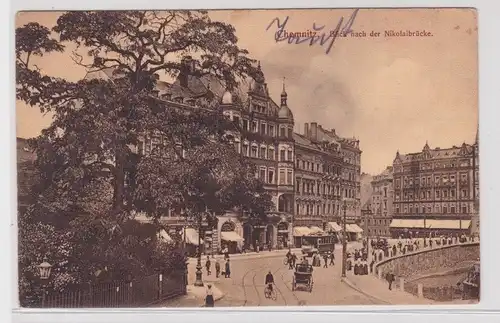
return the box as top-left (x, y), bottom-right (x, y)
top-left (16, 10), bottom-right (273, 294)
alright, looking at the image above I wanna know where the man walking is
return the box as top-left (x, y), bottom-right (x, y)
top-left (205, 256), bottom-right (211, 276)
top-left (215, 257), bottom-right (221, 278)
top-left (329, 251), bottom-right (335, 266)
top-left (323, 253), bottom-right (329, 268)
top-left (225, 259), bottom-right (231, 278)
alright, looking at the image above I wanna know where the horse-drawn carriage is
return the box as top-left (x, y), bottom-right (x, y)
top-left (291, 264), bottom-right (313, 292)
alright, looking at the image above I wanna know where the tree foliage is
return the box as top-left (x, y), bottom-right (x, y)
top-left (16, 10), bottom-right (273, 302)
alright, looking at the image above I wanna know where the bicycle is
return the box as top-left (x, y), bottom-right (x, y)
top-left (264, 283), bottom-right (277, 300)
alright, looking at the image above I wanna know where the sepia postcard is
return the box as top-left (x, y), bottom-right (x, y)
top-left (15, 8), bottom-right (479, 308)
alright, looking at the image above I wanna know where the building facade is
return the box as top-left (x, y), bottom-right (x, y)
top-left (364, 166), bottom-right (393, 237)
top-left (86, 59), bottom-right (361, 252)
top-left (293, 123), bottom-right (344, 228)
top-left (391, 137), bottom-right (479, 238)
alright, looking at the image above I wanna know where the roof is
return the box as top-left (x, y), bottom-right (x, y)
top-left (395, 143), bottom-right (474, 163)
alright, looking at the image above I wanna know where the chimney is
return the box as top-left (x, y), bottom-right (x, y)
top-left (310, 122), bottom-right (318, 141)
top-left (179, 56), bottom-right (193, 88)
top-left (304, 123), bottom-right (309, 138)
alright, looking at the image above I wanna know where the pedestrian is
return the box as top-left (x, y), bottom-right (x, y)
top-left (215, 257), bottom-right (221, 278)
top-left (291, 253), bottom-right (297, 268)
top-left (205, 284), bottom-right (214, 307)
top-left (323, 253), bottom-right (328, 268)
top-left (205, 256), bottom-right (211, 276)
top-left (386, 272), bottom-right (395, 290)
top-left (225, 259), bottom-right (231, 278)
top-left (329, 252), bottom-right (335, 266)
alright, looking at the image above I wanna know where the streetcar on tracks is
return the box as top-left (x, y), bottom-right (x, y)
top-left (299, 234), bottom-right (336, 257)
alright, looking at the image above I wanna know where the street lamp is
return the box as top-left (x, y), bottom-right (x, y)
top-left (341, 199), bottom-right (347, 278)
top-left (194, 212), bottom-right (204, 287)
top-left (38, 257), bottom-right (52, 307)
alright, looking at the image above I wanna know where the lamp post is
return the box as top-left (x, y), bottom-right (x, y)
top-left (38, 257), bottom-right (52, 308)
top-left (194, 212), bottom-right (204, 287)
top-left (341, 199), bottom-right (347, 278)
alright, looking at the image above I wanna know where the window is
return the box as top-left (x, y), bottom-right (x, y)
top-left (233, 116), bottom-right (240, 125)
top-left (259, 168), bottom-right (266, 181)
top-left (269, 148), bottom-right (275, 160)
top-left (287, 170), bottom-right (293, 185)
top-left (279, 170), bottom-right (285, 185)
top-left (243, 144), bottom-right (249, 157)
top-left (234, 141), bottom-right (240, 153)
top-left (288, 128), bottom-right (293, 138)
top-left (288, 149), bottom-right (293, 161)
top-left (243, 119), bottom-right (248, 130)
top-left (461, 173), bottom-right (467, 181)
top-left (451, 206), bottom-right (456, 213)
top-left (435, 176), bottom-right (440, 184)
top-left (269, 170), bottom-right (275, 184)
top-left (461, 189), bottom-right (468, 198)
top-left (260, 123), bottom-right (266, 135)
top-left (450, 175), bottom-right (455, 183)
top-left (280, 149), bottom-right (286, 161)
top-left (252, 121), bottom-right (257, 132)
top-left (427, 191), bottom-right (431, 198)
top-left (444, 190), bottom-right (448, 198)
top-left (462, 205), bottom-right (467, 213)
top-left (296, 180), bottom-right (300, 193)
top-left (251, 145), bottom-right (257, 157)
top-left (436, 190), bottom-right (441, 198)
top-left (280, 127), bottom-right (286, 137)
top-left (451, 190), bottom-right (455, 198)
top-left (443, 206), bottom-right (447, 214)
top-left (268, 125), bottom-right (275, 137)
top-left (260, 147), bottom-right (266, 159)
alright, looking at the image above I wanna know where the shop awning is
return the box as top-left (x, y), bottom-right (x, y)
top-left (326, 222), bottom-right (342, 232)
top-left (345, 224), bottom-right (363, 233)
top-left (183, 228), bottom-right (200, 245)
top-left (309, 226), bottom-right (325, 235)
top-left (293, 226), bottom-right (312, 236)
top-left (389, 219), bottom-right (426, 228)
top-left (426, 219), bottom-right (471, 230)
top-left (348, 224), bottom-right (364, 233)
top-left (158, 229), bottom-right (173, 243)
top-left (220, 231), bottom-right (244, 242)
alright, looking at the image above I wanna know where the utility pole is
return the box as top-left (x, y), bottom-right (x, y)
top-left (342, 199), bottom-right (347, 278)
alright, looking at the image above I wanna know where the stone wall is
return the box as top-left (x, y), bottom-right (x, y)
top-left (375, 242), bottom-right (479, 280)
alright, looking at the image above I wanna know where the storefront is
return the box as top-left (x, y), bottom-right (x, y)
top-left (277, 222), bottom-right (290, 249)
top-left (293, 226), bottom-right (312, 247)
top-left (219, 220), bottom-right (245, 254)
top-left (325, 222), bottom-right (342, 243)
top-left (346, 224), bottom-right (364, 241)
top-left (182, 227), bottom-right (201, 256)
top-left (389, 219), bottom-right (471, 238)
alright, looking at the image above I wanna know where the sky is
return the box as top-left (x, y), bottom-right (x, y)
top-left (15, 9), bottom-right (478, 175)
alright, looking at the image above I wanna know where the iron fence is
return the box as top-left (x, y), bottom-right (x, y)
top-left (39, 270), bottom-right (187, 308)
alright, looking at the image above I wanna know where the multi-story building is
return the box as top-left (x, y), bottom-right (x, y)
top-left (391, 136), bottom-right (479, 238)
top-left (365, 166), bottom-right (393, 237)
top-left (293, 123), bottom-right (362, 231)
top-left (83, 58), bottom-right (362, 252)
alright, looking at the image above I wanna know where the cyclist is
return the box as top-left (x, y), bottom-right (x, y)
top-left (265, 270), bottom-right (275, 295)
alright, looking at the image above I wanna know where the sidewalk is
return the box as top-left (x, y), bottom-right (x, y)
top-left (153, 284), bottom-right (225, 307)
top-left (343, 274), bottom-right (435, 305)
top-left (187, 247), bottom-right (302, 264)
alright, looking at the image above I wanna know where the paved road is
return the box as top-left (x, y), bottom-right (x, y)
top-left (187, 242), bottom-right (387, 306)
